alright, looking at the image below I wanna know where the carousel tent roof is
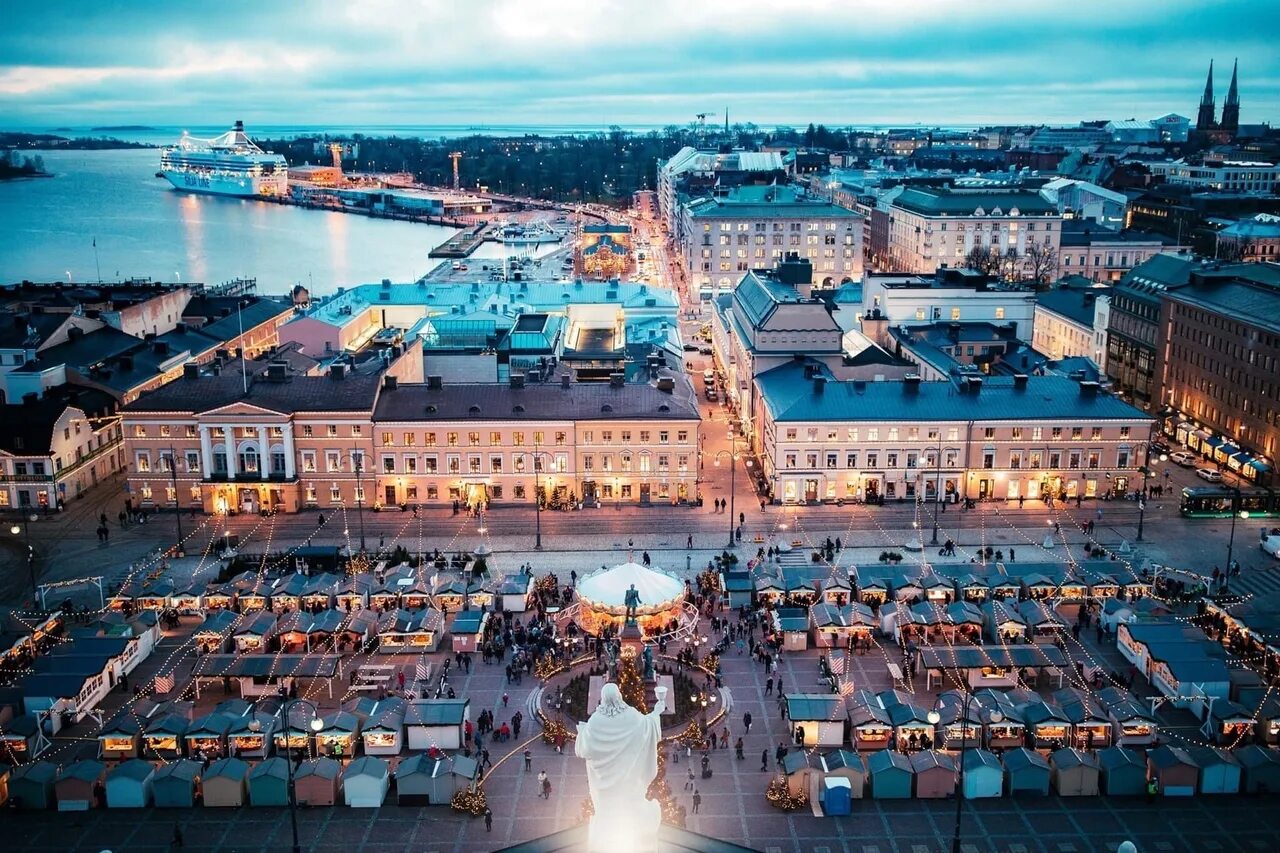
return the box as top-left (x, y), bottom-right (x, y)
top-left (577, 562), bottom-right (684, 608)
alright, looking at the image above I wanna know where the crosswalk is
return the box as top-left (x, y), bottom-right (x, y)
top-left (1211, 563), bottom-right (1280, 601)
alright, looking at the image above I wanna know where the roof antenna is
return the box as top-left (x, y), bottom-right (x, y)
top-left (238, 300), bottom-right (248, 394)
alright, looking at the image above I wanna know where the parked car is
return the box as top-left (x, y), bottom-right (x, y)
top-left (705, 388), bottom-right (719, 401)
top-left (683, 343), bottom-right (700, 352)
top-left (1196, 468), bottom-right (1224, 482)
top-left (698, 346), bottom-right (713, 355)
top-left (1169, 451), bottom-right (1197, 467)
top-left (1261, 528), bottom-right (1280, 558)
top-left (1150, 440), bottom-right (1172, 456)
top-left (702, 369), bottom-right (715, 383)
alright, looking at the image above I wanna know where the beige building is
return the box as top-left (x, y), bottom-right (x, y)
top-left (754, 365), bottom-right (1152, 504)
top-left (1032, 285), bottom-right (1111, 366)
top-left (886, 188), bottom-right (1062, 276)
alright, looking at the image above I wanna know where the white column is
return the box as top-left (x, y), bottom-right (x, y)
top-left (282, 428), bottom-right (296, 479)
top-left (198, 426), bottom-right (214, 476)
top-left (258, 426), bottom-right (270, 478)
top-left (224, 428), bottom-right (237, 480)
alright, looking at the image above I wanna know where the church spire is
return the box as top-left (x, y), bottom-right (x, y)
top-left (1222, 59), bottom-right (1240, 133)
top-left (1196, 59), bottom-right (1217, 131)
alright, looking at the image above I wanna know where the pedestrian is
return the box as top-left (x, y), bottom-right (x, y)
top-left (1009, 547), bottom-right (1015, 562)
top-left (691, 789), bottom-right (701, 814)
top-left (765, 676), bottom-right (773, 696)
top-left (537, 769), bottom-right (548, 792)
top-left (541, 776), bottom-right (552, 799)
top-left (687, 534), bottom-right (694, 549)
top-left (1146, 777), bottom-right (1159, 803)
top-left (685, 767), bottom-right (695, 790)
top-left (735, 737), bottom-right (744, 759)
top-left (172, 823), bottom-right (185, 849)
top-left (397, 670), bottom-right (405, 691)
top-left (760, 749), bottom-right (769, 771)
top-left (742, 711), bottom-right (752, 734)
top-left (524, 749), bottom-right (532, 772)
top-left (502, 692), bottom-right (509, 707)
top-left (484, 807), bottom-right (493, 832)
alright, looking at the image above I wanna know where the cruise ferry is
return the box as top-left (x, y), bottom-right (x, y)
top-left (159, 121), bottom-right (288, 197)
top-left (497, 221), bottom-right (564, 246)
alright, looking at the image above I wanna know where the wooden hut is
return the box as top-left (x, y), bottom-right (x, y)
top-left (193, 610), bottom-right (239, 655)
top-left (1184, 746), bottom-right (1241, 795)
top-left (1018, 701), bottom-right (1071, 751)
top-left (847, 693), bottom-right (893, 751)
top-left (1049, 748), bottom-right (1100, 796)
top-left (961, 749), bottom-right (1003, 799)
top-left (316, 711), bottom-right (361, 760)
top-left (0, 713), bottom-right (43, 764)
top-left (857, 576), bottom-right (890, 607)
top-left (336, 609), bottom-right (378, 654)
top-left (268, 574), bottom-right (308, 613)
top-left (988, 576), bottom-right (1022, 601)
top-left (1146, 745), bottom-right (1198, 797)
top-left (772, 608), bottom-right (810, 652)
top-left (152, 759), bottom-right (201, 808)
top-left (105, 759), bottom-right (154, 808)
top-left (785, 694), bottom-right (847, 748)
top-left (1017, 600), bottom-right (1065, 643)
top-left (1096, 686), bottom-right (1157, 748)
top-left (10, 760), bottom-right (57, 809)
top-left (248, 757), bottom-right (291, 807)
top-left (1097, 746), bottom-right (1146, 796)
top-left (299, 573), bottom-right (340, 611)
top-left (982, 600), bottom-right (1025, 643)
top-left (55, 759), bottom-right (106, 811)
top-left (955, 574), bottom-right (989, 604)
top-left (97, 709), bottom-right (145, 760)
top-left (447, 610), bottom-right (488, 653)
top-left (1003, 747), bottom-right (1050, 796)
top-left (781, 750), bottom-right (820, 799)
top-left (203, 757), bottom-right (250, 807)
top-left (395, 753), bottom-right (478, 806)
top-left (1201, 699), bottom-right (1256, 745)
top-left (1234, 745), bottom-right (1280, 794)
top-left (184, 711), bottom-right (234, 760)
top-left (376, 608), bottom-right (441, 654)
top-left (231, 611), bottom-right (276, 652)
top-left (227, 711), bottom-right (277, 758)
top-left (866, 749), bottom-right (912, 799)
top-left (342, 756), bottom-right (390, 808)
top-left (910, 750), bottom-right (956, 799)
top-left (1053, 688), bottom-right (1112, 750)
top-left (809, 601), bottom-right (875, 649)
top-left (358, 697), bottom-right (407, 756)
top-left (294, 757), bottom-right (342, 806)
top-left (818, 749), bottom-right (866, 799)
top-left (493, 576), bottom-right (534, 613)
top-left (335, 574), bottom-right (373, 612)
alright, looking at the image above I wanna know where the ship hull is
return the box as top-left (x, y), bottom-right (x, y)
top-left (162, 170), bottom-right (286, 198)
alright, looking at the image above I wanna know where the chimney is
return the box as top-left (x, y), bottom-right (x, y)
top-left (560, 373), bottom-right (571, 389)
top-left (329, 363), bottom-right (346, 380)
top-left (427, 375), bottom-right (443, 390)
top-left (68, 326), bottom-right (85, 340)
top-left (382, 375), bottom-right (398, 390)
top-left (182, 363), bottom-right (199, 381)
top-left (22, 392), bottom-right (38, 406)
top-left (813, 375), bottom-right (826, 394)
top-left (656, 376), bottom-right (675, 393)
top-left (153, 341), bottom-right (169, 356)
top-left (510, 374), bottom-right (525, 389)
top-left (1013, 373), bottom-right (1029, 390)
top-left (1079, 380), bottom-right (1099, 398)
top-left (609, 372), bottom-right (625, 388)
top-left (903, 374), bottom-right (921, 393)
top-left (803, 364), bottom-right (815, 379)
top-left (967, 376), bottom-right (983, 395)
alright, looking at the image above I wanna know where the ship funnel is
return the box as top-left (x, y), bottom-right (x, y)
top-left (233, 120), bottom-right (244, 132)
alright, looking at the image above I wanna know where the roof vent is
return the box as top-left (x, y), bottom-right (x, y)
top-left (383, 375), bottom-right (398, 390)
top-left (183, 363), bottom-right (199, 381)
top-left (512, 404), bottom-right (525, 414)
top-left (425, 404), bottom-right (437, 413)
top-left (1013, 373), bottom-right (1029, 389)
top-left (560, 373), bottom-right (571, 389)
top-left (510, 374), bottom-right (525, 389)
top-left (1079, 380), bottom-right (1100, 398)
top-left (427, 375), bottom-right (443, 390)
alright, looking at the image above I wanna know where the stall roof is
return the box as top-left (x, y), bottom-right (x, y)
top-left (296, 756), bottom-right (342, 780)
top-left (917, 645), bottom-right (1068, 670)
top-left (450, 611), bottom-right (486, 633)
top-left (1003, 747), bottom-right (1050, 771)
top-left (405, 700), bottom-right (468, 726)
top-left (1097, 746), bottom-right (1146, 772)
top-left (785, 694), bottom-right (845, 722)
top-left (1148, 745), bottom-right (1196, 770)
top-left (193, 654), bottom-right (342, 679)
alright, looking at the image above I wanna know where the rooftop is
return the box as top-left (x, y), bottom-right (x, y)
top-left (892, 187), bottom-right (1057, 217)
top-left (1035, 285), bottom-right (1110, 327)
top-left (123, 359), bottom-right (384, 414)
top-left (0, 383), bottom-right (118, 456)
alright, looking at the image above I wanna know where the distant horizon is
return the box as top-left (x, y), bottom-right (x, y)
top-left (3, 1), bottom-right (1277, 129)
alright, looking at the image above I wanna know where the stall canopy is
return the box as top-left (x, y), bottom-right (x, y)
top-left (1003, 747), bottom-right (1050, 796)
top-left (1049, 748), bottom-right (1100, 796)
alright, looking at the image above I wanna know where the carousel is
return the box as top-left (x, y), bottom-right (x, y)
top-left (574, 561), bottom-right (689, 635)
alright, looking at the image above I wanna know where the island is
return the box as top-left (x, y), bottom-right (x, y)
top-left (0, 132), bottom-right (153, 150)
top-left (0, 150), bottom-right (52, 180)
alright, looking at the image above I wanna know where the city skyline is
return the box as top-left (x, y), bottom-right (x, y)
top-left (3, 0), bottom-right (1279, 128)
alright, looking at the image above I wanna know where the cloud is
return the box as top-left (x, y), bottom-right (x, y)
top-left (1, 0), bottom-right (1276, 127)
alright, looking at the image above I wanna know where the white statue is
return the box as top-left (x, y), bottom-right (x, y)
top-left (575, 682), bottom-right (668, 851)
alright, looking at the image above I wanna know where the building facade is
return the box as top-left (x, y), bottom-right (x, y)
top-left (680, 185), bottom-right (863, 296)
top-left (1056, 226), bottom-right (1179, 283)
top-left (1033, 286), bottom-right (1111, 365)
top-left (754, 365), bottom-right (1153, 504)
top-left (886, 187), bottom-right (1062, 276)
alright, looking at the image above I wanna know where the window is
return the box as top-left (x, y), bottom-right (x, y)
top-left (951, 307), bottom-right (961, 321)
top-left (826, 453), bottom-right (837, 468)
top-left (1010, 452), bottom-right (1022, 469)
top-left (326, 452), bottom-right (341, 472)
top-left (1011, 427), bottom-right (1023, 440)
top-left (639, 431), bottom-right (650, 444)
top-left (186, 451), bottom-right (201, 473)
top-left (1049, 451), bottom-right (1061, 468)
top-left (382, 455), bottom-right (395, 474)
top-left (491, 455), bottom-right (503, 473)
top-left (185, 425), bottom-right (197, 438)
top-left (425, 432), bottom-right (437, 447)
top-left (469, 432), bottom-right (480, 447)
top-left (786, 429), bottom-right (797, 441)
top-left (555, 432), bottom-right (567, 446)
top-left (1087, 452), bottom-right (1100, 470)
top-left (984, 427), bottom-right (995, 439)
top-left (887, 428), bottom-right (899, 441)
top-left (1120, 427), bottom-right (1130, 439)
top-left (1069, 451), bottom-right (1081, 469)
top-left (159, 425), bottom-right (171, 438)
top-left (447, 455), bottom-right (461, 473)
top-left (886, 453), bottom-right (898, 468)
top-left (995, 307), bottom-right (1005, 320)
top-left (867, 428), bottom-right (879, 441)
top-left (1117, 450), bottom-right (1130, 468)
top-left (1031, 427), bottom-right (1042, 441)
top-left (1029, 451), bottom-right (1041, 470)
top-left (677, 430), bottom-right (688, 443)
top-left (785, 453), bottom-right (797, 469)
top-left (350, 425), bottom-right (362, 437)
top-left (469, 455), bottom-right (481, 473)
top-left (906, 453), bottom-right (918, 468)
top-left (846, 453), bottom-right (858, 468)
top-left (381, 432), bottom-right (394, 447)
top-left (404, 432), bottom-right (416, 446)
top-left (513, 432), bottom-right (525, 446)
top-left (447, 432), bottom-right (459, 447)
top-left (1071, 427), bottom-right (1083, 440)
top-left (425, 455), bottom-right (438, 473)
top-left (327, 425), bottom-right (337, 437)
top-left (1052, 427), bottom-right (1063, 439)
top-left (133, 425), bottom-right (146, 438)
top-left (490, 431), bottom-right (502, 445)
top-left (1091, 427), bottom-right (1102, 440)
top-left (405, 456), bottom-right (418, 474)
top-left (301, 451), bottom-right (316, 473)
top-left (983, 453), bottom-right (994, 469)
top-left (659, 431), bottom-right (669, 444)
top-left (847, 428), bottom-right (859, 442)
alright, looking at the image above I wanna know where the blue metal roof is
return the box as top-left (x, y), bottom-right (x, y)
top-left (756, 362), bottom-right (1151, 423)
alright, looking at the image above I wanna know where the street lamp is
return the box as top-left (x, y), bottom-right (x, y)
top-left (691, 687), bottom-right (717, 723)
top-left (714, 427), bottom-right (742, 549)
top-left (1226, 490), bottom-right (1248, 577)
top-left (1136, 452), bottom-right (1166, 543)
top-left (167, 445), bottom-right (184, 554)
top-left (927, 696), bottom-right (1003, 853)
top-left (532, 442), bottom-right (545, 550)
top-left (931, 430), bottom-right (944, 544)
top-left (9, 514), bottom-right (37, 595)
top-left (255, 698), bottom-right (324, 853)
top-left (351, 449), bottom-right (367, 553)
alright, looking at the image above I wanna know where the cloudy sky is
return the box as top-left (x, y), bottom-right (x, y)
top-left (3, 0), bottom-right (1277, 129)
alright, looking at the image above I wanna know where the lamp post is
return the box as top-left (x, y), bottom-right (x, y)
top-left (1226, 487), bottom-right (1248, 576)
top-left (352, 449), bottom-right (367, 553)
top-left (714, 427), bottom-right (741, 549)
top-left (259, 698), bottom-right (324, 853)
top-left (9, 514), bottom-right (37, 595)
top-left (1136, 451), bottom-right (1166, 543)
top-left (931, 430), bottom-right (944, 544)
top-left (533, 442), bottom-right (544, 550)
top-left (167, 445), bottom-right (184, 554)
top-left (928, 694), bottom-right (1003, 853)
top-left (691, 687), bottom-right (717, 725)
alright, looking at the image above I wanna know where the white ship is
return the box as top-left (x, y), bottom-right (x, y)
top-left (497, 221), bottom-right (563, 245)
top-left (160, 121), bottom-right (288, 197)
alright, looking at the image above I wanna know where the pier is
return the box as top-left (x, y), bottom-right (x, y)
top-left (428, 222), bottom-right (497, 258)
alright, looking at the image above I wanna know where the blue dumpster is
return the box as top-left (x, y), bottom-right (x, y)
top-left (822, 776), bottom-right (852, 816)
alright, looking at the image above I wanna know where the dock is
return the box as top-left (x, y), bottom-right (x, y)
top-left (429, 222), bottom-right (496, 258)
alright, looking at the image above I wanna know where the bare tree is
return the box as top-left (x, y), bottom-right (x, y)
top-left (963, 246), bottom-right (1001, 275)
top-left (1024, 242), bottom-right (1059, 287)
top-left (998, 247), bottom-right (1022, 282)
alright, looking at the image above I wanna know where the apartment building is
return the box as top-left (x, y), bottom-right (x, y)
top-left (122, 359), bottom-right (700, 515)
top-left (886, 187), bottom-right (1061, 276)
top-left (1033, 284), bottom-right (1111, 366)
top-left (1151, 157), bottom-right (1280, 193)
top-left (861, 269), bottom-right (1038, 341)
top-left (754, 365), bottom-right (1152, 504)
top-left (1157, 262), bottom-right (1280, 482)
top-left (680, 185), bottom-right (863, 297)
top-left (656, 147), bottom-right (785, 235)
top-left (1057, 222), bottom-right (1181, 283)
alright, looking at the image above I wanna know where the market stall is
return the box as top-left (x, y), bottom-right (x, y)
top-left (1096, 686), bottom-right (1158, 748)
top-left (405, 699), bottom-right (469, 751)
top-left (785, 694), bottom-right (846, 748)
top-left (295, 757), bottom-right (342, 806)
top-left (961, 749), bottom-right (1003, 799)
top-left (193, 610), bottom-right (239, 655)
top-left (203, 757), bottom-right (250, 807)
top-left (1234, 745), bottom-right (1280, 794)
top-left (910, 750), bottom-right (956, 798)
top-left (152, 760), bottom-right (202, 808)
top-left (316, 711), bottom-right (361, 759)
top-left (105, 759), bottom-right (154, 808)
top-left (575, 561), bottom-right (687, 635)
top-left (248, 757), bottom-right (290, 807)
top-left (818, 750), bottom-right (866, 798)
top-left (1018, 600), bottom-right (1065, 642)
top-left (810, 601), bottom-right (875, 649)
top-left (97, 711), bottom-right (143, 760)
top-left (1185, 745), bottom-right (1242, 795)
top-left (448, 610), bottom-right (488, 653)
top-left (781, 750), bottom-right (820, 799)
top-left (184, 711), bottom-right (234, 760)
top-left (377, 608), bottom-right (442, 654)
top-left (1097, 746), bottom-right (1146, 796)
top-left (494, 576), bottom-right (534, 613)
top-left (0, 713), bottom-right (43, 763)
top-left (10, 760), bottom-right (57, 809)
top-left (1003, 747), bottom-right (1050, 796)
top-left (918, 645), bottom-right (1067, 691)
top-left (335, 574), bottom-right (373, 612)
top-left (1049, 748), bottom-right (1100, 796)
top-left (1019, 701), bottom-right (1072, 751)
top-left (358, 697), bottom-right (407, 756)
top-left (231, 611), bottom-right (276, 652)
top-left (847, 695), bottom-right (893, 751)
top-left (1053, 688), bottom-right (1112, 750)
top-left (867, 749), bottom-right (912, 799)
top-left (955, 575), bottom-right (990, 604)
top-left (55, 759), bottom-right (105, 811)
top-left (227, 712), bottom-right (277, 758)
top-left (1146, 745), bottom-right (1198, 797)
top-left (772, 608), bottom-right (810, 652)
top-left (343, 756), bottom-right (390, 808)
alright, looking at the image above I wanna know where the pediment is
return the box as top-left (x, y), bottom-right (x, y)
top-left (199, 401), bottom-right (287, 418)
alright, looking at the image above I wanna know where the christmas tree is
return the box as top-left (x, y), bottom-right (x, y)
top-left (617, 657), bottom-right (648, 713)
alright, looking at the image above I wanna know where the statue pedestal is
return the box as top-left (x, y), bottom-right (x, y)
top-left (620, 622), bottom-right (644, 667)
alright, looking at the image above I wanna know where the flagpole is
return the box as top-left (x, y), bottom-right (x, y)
top-left (93, 238), bottom-right (101, 283)
top-left (238, 300), bottom-right (248, 394)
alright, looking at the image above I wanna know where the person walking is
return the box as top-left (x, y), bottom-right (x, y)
top-left (742, 711), bottom-right (752, 734)
top-left (171, 823), bottom-right (185, 849)
top-left (685, 767), bottom-right (695, 791)
top-left (765, 676), bottom-right (773, 696)
top-left (484, 807), bottom-right (493, 832)
top-left (735, 737), bottom-right (745, 760)
top-left (760, 748), bottom-right (769, 772)
top-left (691, 789), bottom-right (701, 814)
top-left (687, 534), bottom-right (694, 549)
top-left (541, 775), bottom-right (553, 800)
top-left (524, 749), bottom-right (533, 772)
top-left (537, 769), bottom-right (548, 794)
top-left (775, 742), bottom-right (786, 768)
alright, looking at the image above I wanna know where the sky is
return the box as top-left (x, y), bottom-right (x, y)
top-left (3, 0), bottom-right (1278, 130)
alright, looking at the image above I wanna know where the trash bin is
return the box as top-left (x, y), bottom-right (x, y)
top-left (822, 776), bottom-right (851, 816)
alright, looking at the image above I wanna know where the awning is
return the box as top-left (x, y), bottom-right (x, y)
top-left (1204, 435), bottom-right (1226, 450)
top-left (1218, 443), bottom-right (1240, 458)
top-left (1248, 457), bottom-right (1273, 473)
top-left (1228, 451), bottom-right (1250, 470)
